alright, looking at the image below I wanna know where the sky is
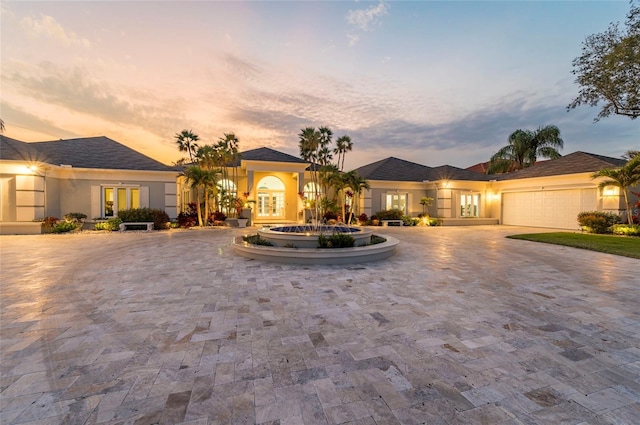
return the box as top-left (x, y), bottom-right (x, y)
top-left (1, 0), bottom-right (638, 171)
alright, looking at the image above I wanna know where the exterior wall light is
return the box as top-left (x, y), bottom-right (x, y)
top-left (602, 186), bottom-right (619, 196)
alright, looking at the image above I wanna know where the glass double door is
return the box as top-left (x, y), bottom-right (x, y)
top-left (257, 191), bottom-right (285, 218)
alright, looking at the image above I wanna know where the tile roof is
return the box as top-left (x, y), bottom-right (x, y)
top-left (1, 135), bottom-right (176, 172)
top-left (494, 151), bottom-right (626, 180)
top-left (353, 157), bottom-right (489, 182)
top-left (427, 165), bottom-right (491, 182)
top-left (352, 157), bottom-right (432, 181)
top-left (239, 147), bottom-right (308, 164)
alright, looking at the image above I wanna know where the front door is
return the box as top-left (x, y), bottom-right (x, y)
top-left (256, 176), bottom-right (286, 219)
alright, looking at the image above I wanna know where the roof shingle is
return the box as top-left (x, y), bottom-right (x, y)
top-left (1, 135), bottom-right (175, 172)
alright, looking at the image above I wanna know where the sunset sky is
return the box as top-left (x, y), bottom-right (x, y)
top-left (1, 1), bottom-right (637, 170)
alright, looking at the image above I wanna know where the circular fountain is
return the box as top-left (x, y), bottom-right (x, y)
top-left (232, 224), bottom-right (398, 265)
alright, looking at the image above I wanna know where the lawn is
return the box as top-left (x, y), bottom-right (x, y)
top-left (507, 232), bottom-right (640, 259)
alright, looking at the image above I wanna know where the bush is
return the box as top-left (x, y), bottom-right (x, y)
top-left (402, 215), bottom-right (419, 226)
top-left (357, 213), bottom-right (368, 224)
top-left (64, 212), bottom-right (87, 222)
top-left (95, 217), bottom-right (122, 231)
top-left (117, 208), bottom-right (170, 230)
top-left (323, 211), bottom-right (338, 221)
top-left (243, 234), bottom-right (273, 246)
top-left (51, 220), bottom-right (78, 233)
top-left (611, 224), bottom-right (640, 236)
top-left (177, 202), bottom-right (199, 228)
top-left (208, 211), bottom-right (227, 225)
top-left (376, 209), bottom-right (404, 220)
top-left (318, 233), bottom-right (355, 248)
top-left (37, 216), bottom-right (59, 233)
top-left (577, 211), bottom-right (621, 233)
top-left (428, 217), bottom-right (443, 226)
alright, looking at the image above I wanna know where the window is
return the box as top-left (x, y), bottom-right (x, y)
top-left (103, 186), bottom-right (140, 217)
top-left (460, 193), bottom-right (479, 217)
top-left (257, 176), bottom-right (285, 218)
top-left (303, 182), bottom-right (321, 200)
top-left (385, 193), bottom-right (407, 213)
top-left (217, 179), bottom-right (237, 215)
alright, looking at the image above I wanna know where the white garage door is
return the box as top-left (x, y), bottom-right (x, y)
top-left (503, 189), bottom-right (597, 229)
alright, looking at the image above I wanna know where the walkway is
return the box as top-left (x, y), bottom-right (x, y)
top-left (1, 226), bottom-right (638, 424)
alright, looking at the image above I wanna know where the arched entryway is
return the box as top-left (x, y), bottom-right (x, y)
top-left (256, 176), bottom-right (285, 219)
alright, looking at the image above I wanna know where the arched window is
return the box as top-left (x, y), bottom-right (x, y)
top-left (257, 176), bottom-right (285, 218)
top-left (303, 182), bottom-right (321, 201)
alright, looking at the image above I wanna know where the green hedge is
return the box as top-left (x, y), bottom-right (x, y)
top-left (117, 208), bottom-right (170, 230)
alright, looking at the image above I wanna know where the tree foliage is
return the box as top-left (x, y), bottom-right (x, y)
top-left (487, 125), bottom-right (564, 174)
top-left (592, 155), bottom-right (640, 224)
top-left (568, 2), bottom-right (640, 121)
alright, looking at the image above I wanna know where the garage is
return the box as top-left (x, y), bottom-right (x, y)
top-left (502, 188), bottom-right (597, 229)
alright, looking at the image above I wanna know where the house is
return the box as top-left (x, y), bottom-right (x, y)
top-left (353, 151), bottom-right (634, 229)
top-left (2, 132), bottom-right (634, 234)
top-left (0, 135), bottom-right (179, 234)
top-left (178, 147), bottom-right (313, 226)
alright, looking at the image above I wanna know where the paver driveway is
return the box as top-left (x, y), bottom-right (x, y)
top-left (1, 226), bottom-right (639, 425)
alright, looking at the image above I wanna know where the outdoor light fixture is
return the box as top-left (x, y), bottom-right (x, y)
top-left (603, 186), bottom-right (619, 196)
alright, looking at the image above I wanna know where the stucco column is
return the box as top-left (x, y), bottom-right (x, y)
top-left (246, 170), bottom-right (254, 196)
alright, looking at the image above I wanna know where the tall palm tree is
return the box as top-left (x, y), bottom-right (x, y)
top-left (487, 125), bottom-right (564, 174)
top-left (183, 165), bottom-right (208, 226)
top-left (592, 155), bottom-right (640, 224)
top-left (175, 130), bottom-right (200, 162)
top-left (334, 135), bottom-right (353, 171)
top-left (318, 126), bottom-right (334, 165)
top-left (0, 118), bottom-right (5, 133)
top-left (299, 127), bottom-right (322, 214)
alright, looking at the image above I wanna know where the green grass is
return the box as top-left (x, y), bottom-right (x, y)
top-left (507, 232), bottom-right (640, 259)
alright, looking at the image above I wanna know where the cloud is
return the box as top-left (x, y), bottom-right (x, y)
top-left (20, 14), bottom-right (91, 48)
top-left (0, 102), bottom-right (78, 139)
top-left (347, 34), bottom-right (360, 46)
top-left (346, 1), bottom-right (389, 31)
top-left (2, 61), bottom-right (186, 139)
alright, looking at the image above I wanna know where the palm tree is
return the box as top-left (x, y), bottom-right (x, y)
top-left (342, 171), bottom-right (370, 223)
top-left (487, 125), bottom-right (564, 174)
top-left (0, 118), bottom-right (5, 133)
top-left (334, 135), bottom-right (353, 171)
top-left (183, 165), bottom-right (209, 226)
top-left (299, 127), bottom-right (322, 220)
top-left (592, 155), bottom-right (640, 224)
top-left (175, 130), bottom-right (200, 162)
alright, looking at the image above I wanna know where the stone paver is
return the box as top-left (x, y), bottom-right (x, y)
top-left (1, 225), bottom-right (639, 424)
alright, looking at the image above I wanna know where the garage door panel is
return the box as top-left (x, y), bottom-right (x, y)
top-left (503, 189), bottom-right (597, 229)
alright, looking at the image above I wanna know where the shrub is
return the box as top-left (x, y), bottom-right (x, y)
top-left (323, 211), bottom-right (338, 221)
top-left (357, 213), bottom-right (368, 224)
top-left (37, 216), bottom-right (59, 233)
top-left (318, 233), bottom-right (355, 248)
top-left (243, 234), bottom-right (274, 246)
top-left (428, 217), bottom-right (443, 226)
top-left (611, 224), bottom-right (640, 236)
top-left (51, 220), bottom-right (78, 233)
top-left (208, 211), bottom-right (227, 225)
top-left (376, 209), bottom-right (404, 220)
top-left (64, 212), bottom-right (87, 222)
top-left (577, 211), bottom-right (621, 233)
top-left (117, 208), bottom-right (170, 230)
top-left (95, 217), bottom-right (122, 231)
top-left (177, 202), bottom-right (199, 228)
top-left (402, 215), bottom-right (419, 226)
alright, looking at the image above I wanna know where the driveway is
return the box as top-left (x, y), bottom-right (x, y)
top-left (1, 226), bottom-right (639, 424)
